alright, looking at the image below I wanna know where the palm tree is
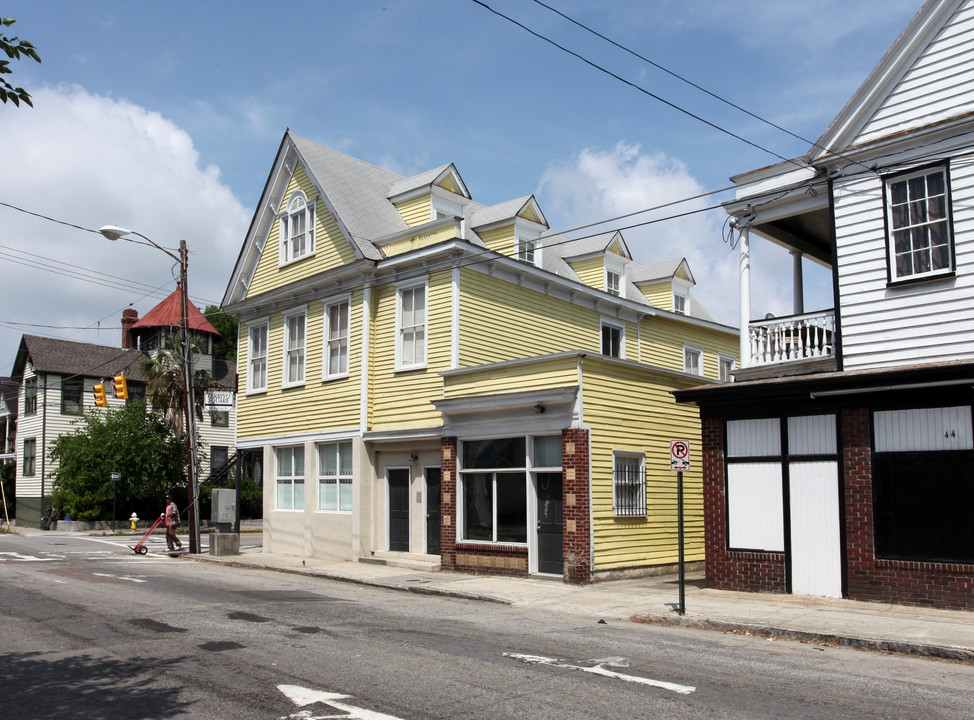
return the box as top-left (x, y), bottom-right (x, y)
top-left (138, 333), bottom-right (216, 437)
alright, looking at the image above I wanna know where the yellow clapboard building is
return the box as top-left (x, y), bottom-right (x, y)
top-left (222, 131), bottom-right (737, 582)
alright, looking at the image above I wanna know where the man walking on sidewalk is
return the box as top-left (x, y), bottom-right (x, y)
top-left (164, 494), bottom-right (182, 552)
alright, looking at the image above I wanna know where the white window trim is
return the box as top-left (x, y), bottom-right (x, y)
top-left (600, 318), bottom-right (626, 359)
top-left (322, 295), bottom-right (351, 382)
top-left (282, 307), bottom-right (308, 388)
top-left (275, 446), bottom-right (305, 511)
top-left (612, 450), bottom-right (646, 518)
top-left (683, 344), bottom-right (704, 376)
top-left (247, 319), bottom-right (269, 395)
top-left (279, 191), bottom-right (316, 267)
top-left (718, 353), bottom-right (736, 382)
top-left (316, 441), bottom-right (353, 513)
top-left (395, 280), bottom-right (428, 372)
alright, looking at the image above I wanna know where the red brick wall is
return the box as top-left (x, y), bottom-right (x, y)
top-left (562, 428), bottom-right (591, 583)
top-left (440, 436), bottom-right (458, 571)
top-left (842, 407), bottom-right (974, 610)
top-left (700, 416), bottom-right (786, 593)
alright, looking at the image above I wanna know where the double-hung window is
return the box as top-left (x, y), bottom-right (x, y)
top-left (280, 192), bottom-right (315, 264)
top-left (248, 322), bottom-right (268, 393)
top-left (22, 438), bottom-right (36, 476)
top-left (613, 452), bottom-right (646, 517)
top-left (283, 310), bottom-right (306, 387)
top-left (683, 345), bottom-right (703, 376)
top-left (885, 166), bottom-right (953, 282)
top-left (61, 376), bottom-right (83, 415)
top-left (318, 442), bottom-right (353, 512)
top-left (276, 446), bottom-right (304, 510)
top-left (396, 282), bottom-right (426, 370)
top-left (23, 377), bottom-right (37, 415)
top-left (600, 319), bottom-right (624, 358)
top-left (323, 298), bottom-right (350, 380)
top-left (673, 290), bottom-right (688, 314)
top-left (719, 354), bottom-right (735, 382)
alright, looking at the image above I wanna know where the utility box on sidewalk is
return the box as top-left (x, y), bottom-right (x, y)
top-left (209, 489), bottom-right (239, 556)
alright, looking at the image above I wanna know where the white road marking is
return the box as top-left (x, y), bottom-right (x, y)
top-left (0, 551), bottom-right (58, 562)
top-left (502, 652), bottom-right (696, 695)
top-left (91, 572), bottom-right (147, 583)
top-left (278, 684), bottom-right (406, 720)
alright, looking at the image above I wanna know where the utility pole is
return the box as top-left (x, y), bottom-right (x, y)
top-left (179, 240), bottom-right (201, 554)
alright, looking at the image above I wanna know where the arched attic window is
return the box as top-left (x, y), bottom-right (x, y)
top-left (280, 191), bottom-right (316, 265)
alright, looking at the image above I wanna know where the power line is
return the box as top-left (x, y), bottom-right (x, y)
top-left (469, 0), bottom-right (799, 167)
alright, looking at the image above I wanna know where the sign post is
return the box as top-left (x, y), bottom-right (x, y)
top-left (111, 472), bottom-right (120, 532)
top-left (670, 441), bottom-right (690, 616)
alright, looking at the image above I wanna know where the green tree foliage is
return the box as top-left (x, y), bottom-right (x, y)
top-left (204, 305), bottom-right (238, 363)
top-left (50, 401), bottom-right (185, 522)
top-left (1, 17), bottom-right (41, 107)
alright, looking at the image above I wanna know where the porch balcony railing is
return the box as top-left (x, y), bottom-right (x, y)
top-left (748, 309), bottom-right (835, 366)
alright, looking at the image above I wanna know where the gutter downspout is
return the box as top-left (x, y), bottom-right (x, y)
top-left (737, 223), bottom-right (751, 368)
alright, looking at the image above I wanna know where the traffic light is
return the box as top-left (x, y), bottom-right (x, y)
top-left (93, 381), bottom-right (108, 407)
top-left (112, 372), bottom-right (128, 400)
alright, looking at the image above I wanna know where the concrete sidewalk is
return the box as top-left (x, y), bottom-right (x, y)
top-left (190, 547), bottom-right (974, 664)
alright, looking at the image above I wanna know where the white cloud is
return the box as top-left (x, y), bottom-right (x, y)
top-left (538, 142), bottom-right (829, 329)
top-left (0, 85), bottom-right (250, 372)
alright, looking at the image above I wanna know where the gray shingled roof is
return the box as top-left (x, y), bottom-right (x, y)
top-left (14, 335), bottom-right (148, 382)
top-left (628, 259), bottom-right (685, 284)
top-left (12, 335), bottom-right (237, 389)
top-left (386, 164), bottom-right (455, 199)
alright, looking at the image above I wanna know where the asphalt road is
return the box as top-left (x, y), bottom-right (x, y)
top-left (1, 532), bottom-right (971, 720)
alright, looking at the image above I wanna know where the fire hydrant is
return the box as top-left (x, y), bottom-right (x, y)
top-left (129, 512), bottom-right (139, 531)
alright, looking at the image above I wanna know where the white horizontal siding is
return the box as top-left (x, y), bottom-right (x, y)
top-left (874, 406), bottom-right (973, 451)
top-left (858, 2), bottom-right (974, 144)
top-left (834, 149), bottom-right (974, 369)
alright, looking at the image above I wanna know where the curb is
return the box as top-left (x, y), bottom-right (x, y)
top-left (630, 613), bottom-right (974, 664)
top-left (188, 554), bottom-right (973, 664)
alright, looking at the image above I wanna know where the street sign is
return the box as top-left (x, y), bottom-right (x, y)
top-left (203, 390), bottom-right (235, 412)
top-left (110, 472), bottom-right (120, 482)
top-left (670, 440), bottom-right (690, 471)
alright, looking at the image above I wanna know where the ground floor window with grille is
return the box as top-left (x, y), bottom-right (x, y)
top-left (613, 452), bottom-right (646, 517)
top-left (276, 446), bottom-right (304, 510)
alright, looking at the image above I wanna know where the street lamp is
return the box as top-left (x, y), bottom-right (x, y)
top-left (98, 225), bottom-right (201, 554)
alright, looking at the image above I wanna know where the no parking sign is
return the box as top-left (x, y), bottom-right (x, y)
top-left (670, 440), bottom-right (690, 471)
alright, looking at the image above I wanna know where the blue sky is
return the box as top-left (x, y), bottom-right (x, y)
top-left (0, 0), bottom-right (921, 373)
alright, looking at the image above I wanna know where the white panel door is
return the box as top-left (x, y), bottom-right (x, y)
top-left (789, 461), bottom-right (841, 598)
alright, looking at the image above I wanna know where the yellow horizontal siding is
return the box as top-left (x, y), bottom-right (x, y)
top-left (394, 194), bottom-right (431, 227)
top-left (236, 291), bottom-right (364, 440)
top-left (369, 269), bottom-right (452, 431)
top-left (444, 356), bottom-right (579, 399)
top-left (569, 256), bottom-right (604, 291)
top-left (247, 163), bottom-right (358, 299)
top-left (638, 281), bottom-right (672, 310)
top-left (381, 223), bottom-right (456, 257)
top-left (478, 225), bottom-right (515, 256)
top-left (458, 269), bottom-right (596, 365)
top-left (640, 316), bottom-right (738, 378)
top-left (581, 358), bottom-right (706, 571)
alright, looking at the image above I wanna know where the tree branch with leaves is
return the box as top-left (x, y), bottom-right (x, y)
top-left (1, 17), bottom-right (41, 107)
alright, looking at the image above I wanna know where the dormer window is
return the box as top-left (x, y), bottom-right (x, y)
top-left (280, 191), bottom-right (315, 265)
top-left (605, 260), bottom-right (624, 297)
top-left (515, 224), bottom-right (540, 266)
top-left (673, 289), bottom-right (688, 314)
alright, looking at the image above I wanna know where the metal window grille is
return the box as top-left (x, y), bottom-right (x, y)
top-left (613, 462), bottom-right (646, 517)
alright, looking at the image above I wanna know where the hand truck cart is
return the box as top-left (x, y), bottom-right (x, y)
top-left (130, 515), bottom-right (165, 554)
